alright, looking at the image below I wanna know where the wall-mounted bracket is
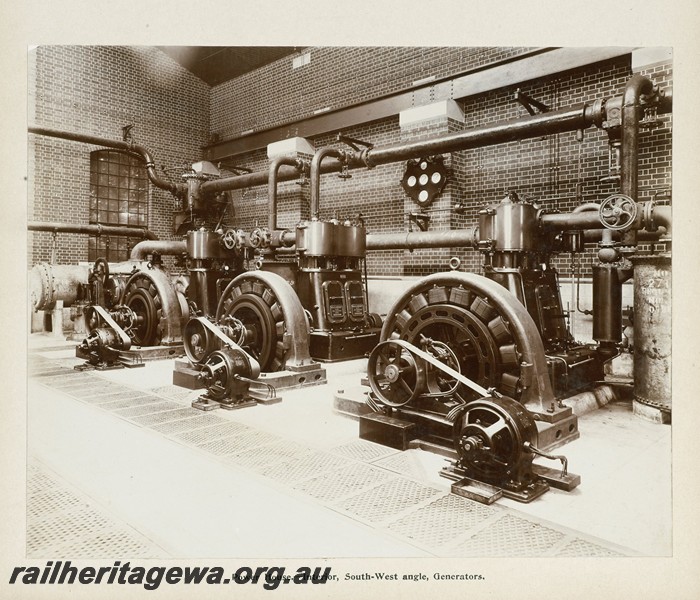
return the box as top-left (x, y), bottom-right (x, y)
top-left (514, 89), bottom-right (550, 115)
top-left (408, 212), bottom-right (430, 232)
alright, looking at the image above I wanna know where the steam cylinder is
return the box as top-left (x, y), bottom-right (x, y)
top-left (479, 196), bottom-right (537, 252)
top-left (631, 254), bottom-right (671, 412)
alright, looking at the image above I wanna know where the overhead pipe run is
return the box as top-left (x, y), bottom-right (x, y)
top-left (28, 126), bottom-right (186, 198)
top-left (30, 84), bottom-right (672, 210)
top-left (28, 221), bottom-right (158, 240)
top-left (197, 102), bottom-right (607, 197)
top-left (359, 104), bottom-right (593, 168)
top-left (200, 89), bottom-right (670, 200)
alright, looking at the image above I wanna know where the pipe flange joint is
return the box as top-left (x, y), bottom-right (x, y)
top-left (642, 200), bottom-right (657, 232)
top-left (294, 158), bottom-right (310, 174)
top-left (358, 147), bottom-right (375, 169)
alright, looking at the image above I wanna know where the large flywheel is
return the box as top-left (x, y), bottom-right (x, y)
top-left (121, 270), bottom-right (188, 346)
top-left (216, 270), bottom-right (312, 372)
top-left (122, 273), bottom-right (162, 346)
top-left (381, 274), bottom-right (525, 402)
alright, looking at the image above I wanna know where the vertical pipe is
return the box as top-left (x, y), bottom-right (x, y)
top-left (620, 75), bottom-right (655, 246)
top-left (310, 148), bottom-right (345, 219)
top-left (268, 156), bottom-right (304, 231)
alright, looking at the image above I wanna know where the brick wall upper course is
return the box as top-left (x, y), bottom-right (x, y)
top-left (29, 46), bottom-right (210, 266)
top-left (210, 47), bottom-right (536, 138)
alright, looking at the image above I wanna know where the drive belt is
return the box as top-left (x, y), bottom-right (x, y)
top-left (390, 339), bottom-right (491, 398)
top-left (191, 316), bottom-right (261, 375)
top-left (92, 305), bottom-right (132, 349)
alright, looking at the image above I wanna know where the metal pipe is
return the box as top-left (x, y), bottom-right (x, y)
top-left (652, 205), bottom-right (672, 237)
top-left (582, 228), bottom-right (666, 243)
top-left (362, 104), bottom-right (592, 168)
top-left (310, 148), bottom-right (344, 218)
top-left (268, 156), bottom-right (304, 231)
top-left (129, 240), bottom-right (187, 260)
top-left (540, 211), bottom-right (603, 230)
top-left (28, 221), bottom-right (157, 240)
top-left (620, 75), bottom-right (655, 246)
top-left (28, 126), bottom-right (186, 197)
top-left (201, 168), bottom-right (281, 195)
top-left (366, 227), bottom-right (479, 250)
top-left (199, 102), bottom-right (599, 196)
top-left (572, 202), bottom-right (600, 213)
top-left (199, 86), bottom-right (672, 198)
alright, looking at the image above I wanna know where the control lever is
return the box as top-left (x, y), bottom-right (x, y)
top-left (523, 441), bottom-right (568, 478)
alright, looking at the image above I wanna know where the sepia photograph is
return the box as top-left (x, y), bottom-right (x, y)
top-left (2, 2), bottom-right (699, 598)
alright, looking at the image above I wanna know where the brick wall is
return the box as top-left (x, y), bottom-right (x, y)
top-left (30, 47), bottom-right (672, 281)
top-left (212, 50), bottom-right (672, 278)
top-left (210, 47), bottom-right (536, 139)
top-left (29, 46), bottom-right (210, 266)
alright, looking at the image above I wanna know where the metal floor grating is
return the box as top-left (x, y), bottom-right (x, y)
top-left (554, 538), bottom-right (625, 557)
top-left (337, 477), bottom-right (444, 524)
top-left (150, 384), bottom-right (198, 401)
top-left (113, 401), bottom-right (183, 418)
top-left (27, 466), bottom-right (60, 496)
top-left (387, 493), bottom-right (498, 549)
top-left (30, 356), bottom-right (642, 558)
top-left (34, 529), bottom-right (162, 559)
top-left (100, 395), bottom-right (166, 412)
top-left (150, 414), bottom-right (226, 435)
top-left (26, 461), bottom-right (166, 558)
top-left (227, 440), bottom-right (315, 472)
top-left (36, 373), bottom-right (90, 386)
top-left (30, 367), bottom-right (77, 378)
top-left (198, 429), bottom-right (281, 456)
top-left (449, 513), bottom-right (566, 557)
top-left (56, 380), bottom-right (117, 396)
top-left (50, 377), bottom-right (104, 390)
top-left (28, 509), bottom-right (114, 553)
top-left (292, 463), bottom-right (396, 503)
top-left (130, 408), bottom-right (202, 427)
top-left (371, 450), bottom-right (442, 479)
top-left (173, 421), bottom-right (251, 446)
top-left (26, 490), bottom-right (87, 520)
top-left (65, 383), bottom-right (149, 399)
top-left (79, 389), bottom-right (135, 403)
top-left (264, 451), bottom-right (351, 485)
top-left (329, 439), bottom-right (400, 462)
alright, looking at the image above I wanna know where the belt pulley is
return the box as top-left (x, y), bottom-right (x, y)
top-left (186, 316), bottom-right (262, 405)
top-left (367, 338), bottom-right (492, 409)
